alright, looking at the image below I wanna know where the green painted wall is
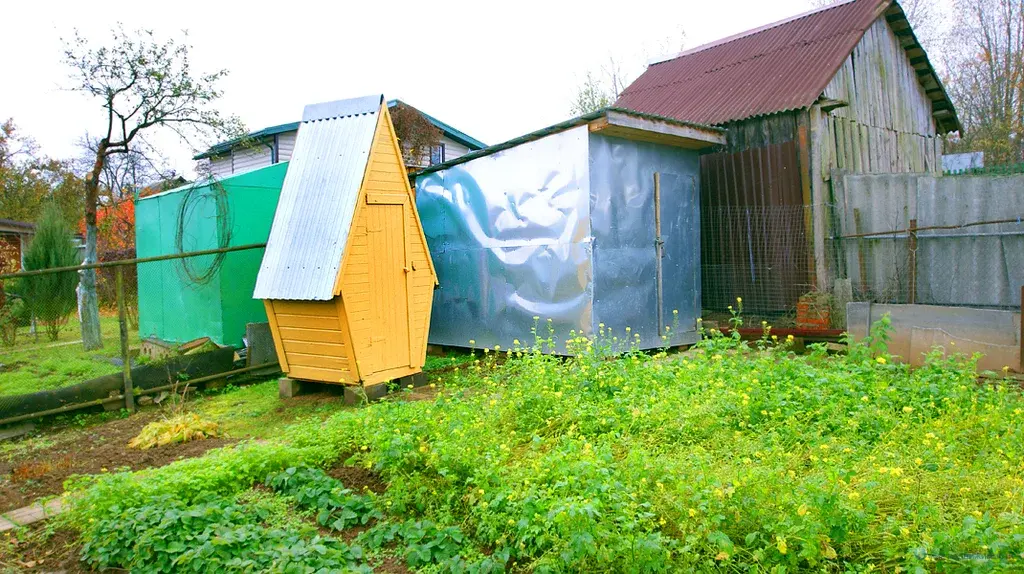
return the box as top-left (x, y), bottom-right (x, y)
top-left (136, 163), bottom-right (287, 347)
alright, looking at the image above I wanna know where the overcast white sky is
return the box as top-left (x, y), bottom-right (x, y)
top-left (3, 0), bottom-right (829, 178)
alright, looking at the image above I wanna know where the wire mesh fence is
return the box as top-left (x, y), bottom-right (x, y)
top-left (700, 200), bottom-right (1023, 330)
top-left (0, 245), bottom-right (275, 422)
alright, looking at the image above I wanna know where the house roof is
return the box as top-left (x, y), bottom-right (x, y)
top-left (0, 219), bottom-right (35, 234)
top-left (195, 99), bottom-right (485, 160)
top-left (413, 107), bottom-right (725, 178)
top-left (253, 94), bottom-right (382, 301)
top-left (616, 0), bottom-right (960, 133)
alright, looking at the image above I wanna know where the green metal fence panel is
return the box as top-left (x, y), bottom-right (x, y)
top-left (135, 163), bottom-right (287, 346)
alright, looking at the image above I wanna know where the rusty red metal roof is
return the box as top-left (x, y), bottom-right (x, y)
top-left (616, 0), bottom-right (893, 126)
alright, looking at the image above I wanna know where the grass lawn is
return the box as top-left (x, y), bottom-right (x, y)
top-left (0, 315), bottom-right (139, 397)
top-left (45, 319), bottom-right (1024, 573)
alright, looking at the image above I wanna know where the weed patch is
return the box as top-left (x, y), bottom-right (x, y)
top-left (64, 313), bottom-right (1024, 572)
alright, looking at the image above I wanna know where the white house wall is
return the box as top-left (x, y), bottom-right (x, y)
top-left (277, 131), bottom-right (297, 162)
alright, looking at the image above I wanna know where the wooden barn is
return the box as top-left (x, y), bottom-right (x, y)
top-left (254, 94), bottom-right (437, 394)
top-left (616, 0), bottom-right (960, 315)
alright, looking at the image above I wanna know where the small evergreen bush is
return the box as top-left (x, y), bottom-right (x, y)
top-left (21, 204), bottom-right (80, 341)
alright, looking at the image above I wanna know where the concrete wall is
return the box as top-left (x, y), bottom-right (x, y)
top-left (834, 173), bottom-right (1024, 309)
top-left (847, 302), bottom-right (1021, 372)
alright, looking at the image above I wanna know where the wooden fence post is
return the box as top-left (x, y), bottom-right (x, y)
top-left (908, 219), bottom-right (917, 304)
top-left (654, 172), bottom-right (664, 337)
top-left (117, 266), bottom-right (135, 412)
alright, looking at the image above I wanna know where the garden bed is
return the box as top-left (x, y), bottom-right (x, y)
top-left (47, 324), bottom-right (1024, 572)
top-left (0, 409), bottom-right (234, 511)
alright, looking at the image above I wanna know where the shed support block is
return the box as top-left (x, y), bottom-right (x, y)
top-left (397, 372), bottom-right (428, 389)
top-left (344, 383), bottom-right (389, 406)
top-left (278, 377), bottom-right (311, 399)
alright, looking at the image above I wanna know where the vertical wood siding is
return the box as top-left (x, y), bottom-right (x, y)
top-left (700, 141), bottom-right (809, 313)
top-left (819, 17), bottom-right (942, 176)
top-left (341, 107), bottom-right (435, 382)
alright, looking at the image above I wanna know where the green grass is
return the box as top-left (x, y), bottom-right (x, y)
top-left (194, 379), bottom-right (345, 440)
top-left (64, 316), bottom-right (1024, 572)
top-left (0, 315), bottom-right (139, 397)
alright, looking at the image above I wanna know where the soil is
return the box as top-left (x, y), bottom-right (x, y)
top-left (0, 524), bottom-right (87, 573)
top-left (374, 555), bottom-right (412, 573)
top-left (0, 409), bottom-right (234, 512)
top-left (327, 460), bottom-right (387, 495)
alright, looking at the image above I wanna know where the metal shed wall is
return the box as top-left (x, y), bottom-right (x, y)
top-left (415, 126), bottom-right (703, 352)
top-left (590, 134), bottom-right (701, 348)
top-left (415, 126), bottom-right (592, 351)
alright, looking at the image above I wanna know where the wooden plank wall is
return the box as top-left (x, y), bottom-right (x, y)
top-left (818, 17), bottom-right (942, 177)
top-left (269, 299), bottom-right (354, 383)
top-left (341, 105), bottom-right (434, 379)
top-left (699, 141), bottom-right (809, 313)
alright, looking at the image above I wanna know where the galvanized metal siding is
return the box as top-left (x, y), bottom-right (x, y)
top-left (414, 126), bottom-right (592, 351)
top-left (589, 133), bottom-right (701, 348)
top-left (254, 96), bottom-right (382, 301)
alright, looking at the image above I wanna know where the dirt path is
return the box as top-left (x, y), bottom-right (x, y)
top-left (0, 409), bottom-right (233, 512)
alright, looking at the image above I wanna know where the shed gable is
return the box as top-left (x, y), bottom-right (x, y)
top-left (340, 105), bottom-right (437, 379)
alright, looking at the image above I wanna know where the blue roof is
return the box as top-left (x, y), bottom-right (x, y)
top-left (194, 99), bottom-right (485, 160)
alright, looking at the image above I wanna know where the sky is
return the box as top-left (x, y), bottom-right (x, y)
top-left (2, 0), bottom-right (824, 179)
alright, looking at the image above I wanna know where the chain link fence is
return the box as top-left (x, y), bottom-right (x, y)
top-left (0, 245), bottom-right (277, 424)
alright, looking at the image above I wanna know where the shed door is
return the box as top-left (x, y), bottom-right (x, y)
top-left (365, 196), bottom-right (412, 371)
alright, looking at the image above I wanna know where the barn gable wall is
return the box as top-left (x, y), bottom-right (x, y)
top-left (817, 17), bottom-right (943, 177)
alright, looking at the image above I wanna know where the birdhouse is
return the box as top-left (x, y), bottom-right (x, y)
top-left (254, 94), bottom-right (437, 391)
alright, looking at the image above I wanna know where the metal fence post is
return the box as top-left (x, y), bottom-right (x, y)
top-left (117, 265), bottom-right (135, 412)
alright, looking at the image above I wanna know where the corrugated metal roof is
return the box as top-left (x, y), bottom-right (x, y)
top-left (616, 0), bottom-right (891, 125)
top-left (253, 95), bottom-right (382, 301)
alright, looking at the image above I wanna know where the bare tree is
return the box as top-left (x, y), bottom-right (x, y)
top-left (569, 57), bottom-right (631, 116)
top-left (62, 26), bottom-right (244, 350)
top-left (77, 134), bottom-right (175, 204)
top-left (390, 103), bottom-right (442, 168)
top-left (570, 28), bottom-right (687, 116)
top-left (944, 0), bottom-right (1024, 163)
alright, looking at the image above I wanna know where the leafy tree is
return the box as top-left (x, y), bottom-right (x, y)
top-left (944, 0), bottom-right (1024, 163)
top-left (62, 25), bottom-right (244, 350)
top-left (390, 102), bottom-right (442, 168)
top-left (0, 119), bottom-right (83, 225)
top-left (21, 205), bottom-right (81, 342)
top-left (569, 71), bottom-right (617, 116)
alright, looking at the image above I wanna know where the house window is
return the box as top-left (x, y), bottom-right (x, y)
top-left (430, 143), bottom-right (446, 165)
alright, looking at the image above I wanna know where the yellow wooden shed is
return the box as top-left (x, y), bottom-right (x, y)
top-left (253, 94), bottom-right (437, 392)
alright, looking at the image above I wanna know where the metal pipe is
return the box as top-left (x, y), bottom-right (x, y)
top-left (833, 217), bottom-right (1023, 240)
top-left (832, 230), bottom-right (1024, 240)
top-left (0, 243), bottom-right (267, 280)
top-left (0, 363), bottom-right (279, 427)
